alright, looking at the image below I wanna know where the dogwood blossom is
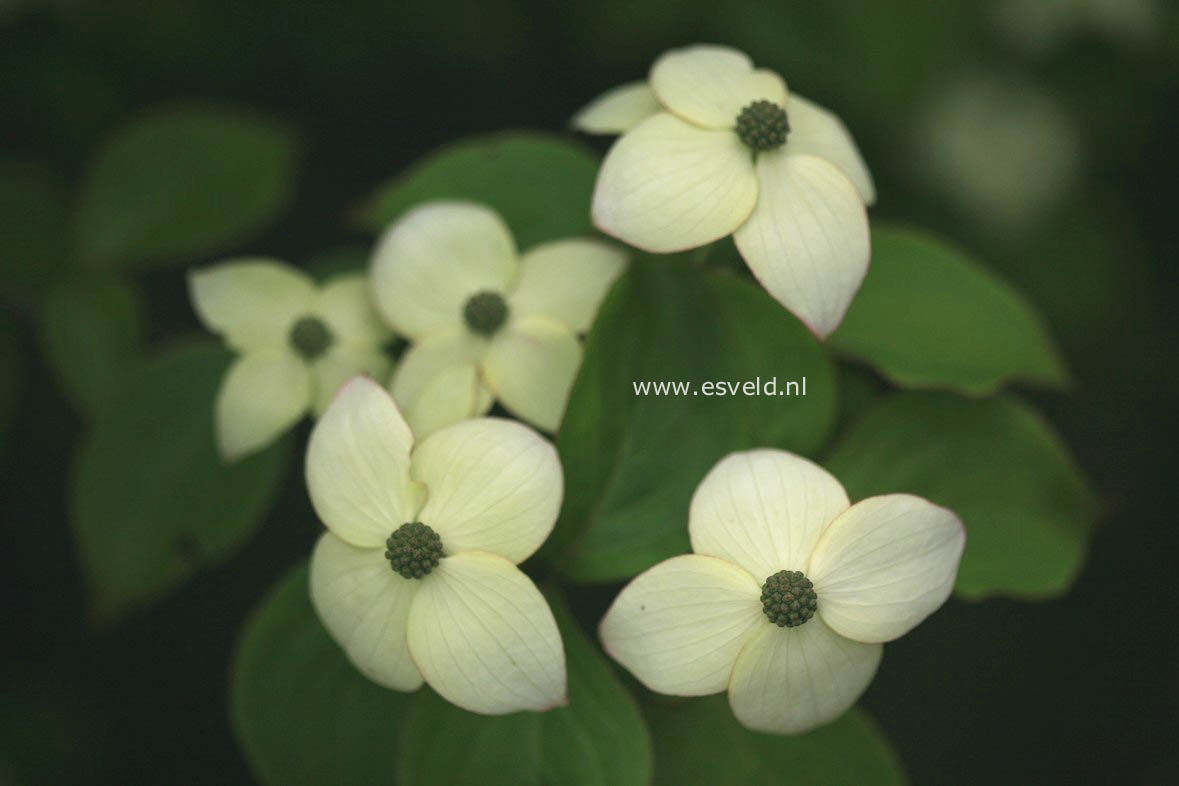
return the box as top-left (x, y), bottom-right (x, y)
top-left (575, 44), bottom-right (874, 338)
top-left (188, 259), bottom-right (391, 461)
top-left (600, 449), bottom-right (964, 735)
top-left (370, 201), bottom-right (626, 437)
top-left (306, 376), bottom-right (567, 715)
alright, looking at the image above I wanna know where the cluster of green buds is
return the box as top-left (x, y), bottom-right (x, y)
top-left (384, 522), bottom-right (443, 579)
top-left (760, 569), bottom-right (818, 627)
top-left (735, 99), bottom-right (790, 152)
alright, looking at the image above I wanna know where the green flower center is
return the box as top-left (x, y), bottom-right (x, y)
top-left (289, 315), bottom-right (333, 360)
top-left (736, 100), bottom-right (790, 152)
top-left (463, 291), bottom-right (508, 336)
top-left (384, 522), bottom-right (443, 579)
top-left (760, 570), bottom-right (818, 628)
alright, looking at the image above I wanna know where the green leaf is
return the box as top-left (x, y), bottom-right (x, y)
top-left (646, 696), bottom-right (906, 786)
top-left (359, 132), bottom-right (598, 248)
top-left (39, 278), bottom-right (144, 414)
top-left (231, 562), bottom-right (411, 786)
top-left (540, 590), bottom-right (652, 786)
top-left (547, 259), bottom-right (836, 582)
top-left (73, 104), bottom-right (300, 270)
top-left (399, 691), bottom-right (542, 786)
top-left (233, 568), bottom-right (649, 786)
top-left (825, 392), bottom-right (1097, 599)
top-left (835, 361), bottom-right (888, 433)
top-left (829, 226), bottom-right (1070, 394)
top-left (0, 156), bottom-right (69, 304)
top-left (401, 590), bottom-right (652, 786)
top-left (71, 341), bottom-right (289, 624)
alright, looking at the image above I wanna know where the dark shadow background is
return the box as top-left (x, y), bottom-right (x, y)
top-left (2, 1), bottom-right (1177, 783)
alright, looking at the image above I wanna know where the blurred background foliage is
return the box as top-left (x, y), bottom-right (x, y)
top-left (2, 0), bottom-right (1177, 783)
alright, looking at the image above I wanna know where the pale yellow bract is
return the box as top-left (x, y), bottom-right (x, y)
top-left (305, 377), bottom-right (568, 715)
top-left (600, 448), bottom-right (965, 735)
top-left (576, 44), bottom-right (876, 339)
top-left (188, 259), bottom-right (392, 462)
top-left (369, 201), bottom-right (627, 437)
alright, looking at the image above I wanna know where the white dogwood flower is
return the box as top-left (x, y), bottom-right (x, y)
top-left (370, 201), bottom-right (626, 437)
top-left (306, 376), bottom-right (567, 715)
top-left (189, 259), bottom-right (391, 462)
top-left (575, 44), bottom-right (875, 338)
top-left (600, 449), bottom-right (965, 735)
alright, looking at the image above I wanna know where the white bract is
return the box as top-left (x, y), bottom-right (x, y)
top-left (575, 44), bottom-right (875, 338)
top-left (599, 449), bottom-right (965, 735)
top-left (306, 376), bottom-right (567, 715)
top-left (189, 259), bottom-right (392, 462)
top-left (370, 201), bottom-right (627, 437)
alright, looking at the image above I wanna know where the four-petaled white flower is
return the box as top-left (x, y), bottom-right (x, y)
top-left (575, 44), bottom-right (876, 338)
top-left (306, 376), bottom-right (567, 715)
top-left (189, 259), bottom-right (392, 461)
top-left (370, 201), bottom-right (627, 437)
top-left (600, 449), bottom-right (964, 735)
